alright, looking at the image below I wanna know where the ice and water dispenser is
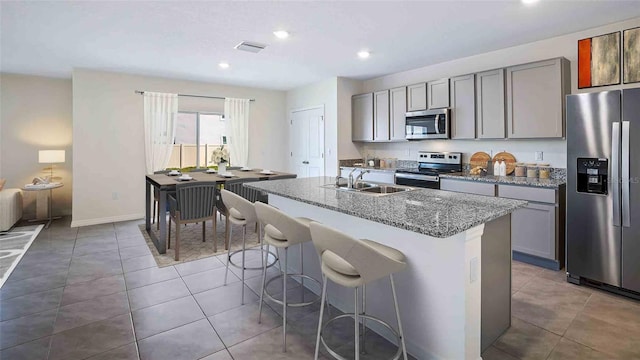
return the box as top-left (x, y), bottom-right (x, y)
top-left (577, 158), bottom-right (608, 195)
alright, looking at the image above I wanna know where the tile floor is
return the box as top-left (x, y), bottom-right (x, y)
top-left (1, 218), bottom-right (640, 359)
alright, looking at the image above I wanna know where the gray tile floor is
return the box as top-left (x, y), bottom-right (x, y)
top-left (0, 218), bottom-right (407, 360)
top-left (3, 218), bottom-right (640, 359)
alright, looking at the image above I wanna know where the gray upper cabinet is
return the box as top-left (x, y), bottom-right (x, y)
top-left (476, 69), bottom-right (506, 139)
top-left (450, 74), bottom-right (476, 139)
top-left (407, 83), bottom-right (427, 111)
top-left (389, 87), bottom-right (407, 141)
top-left (352, 93), bottom-right (373, 141)
top-left (373, 90), bottom-right (390, 142)
top-left (427, 78), bottom-right (450, 109)
top-left (506, 58), bottom-right (569, 139)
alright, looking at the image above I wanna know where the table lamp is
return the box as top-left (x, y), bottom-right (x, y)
top-left (39, 150), bottom-right (65, 183)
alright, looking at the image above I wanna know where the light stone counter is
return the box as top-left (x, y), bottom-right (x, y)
top-left (246, 176), bottom-right (526, 238)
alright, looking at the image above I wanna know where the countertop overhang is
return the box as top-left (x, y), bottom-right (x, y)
top-left (245, 177), bottom-right (527, 238)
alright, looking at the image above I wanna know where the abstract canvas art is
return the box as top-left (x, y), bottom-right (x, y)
top-left (578, 32), bottom-right (621, 88)
top-left (624, 27), bottom-right (640, 84)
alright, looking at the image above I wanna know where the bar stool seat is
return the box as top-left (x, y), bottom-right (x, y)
top-left (310, 222), bottom-right (409, 360)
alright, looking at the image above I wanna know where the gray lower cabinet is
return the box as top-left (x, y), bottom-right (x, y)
top-left (407, 83), bottom-right (427, 111)
top-left (440, 179), bottom-right (565, 270)
top-left (373, 90), bottom-right (390, 142)
top-left (506, 58), bottom-right (569, 138)
top-left (352, 93), bottom-right (373, 141)
top-left (450, 74), bottom-right (476, 139)
top-left (476, 69), bottom-right (506, 139)
top-left (510, 202), bottom-right (556, 260)
top-left (427, 78), bottom-right (450, 109)
top-left (389, 86), bottom-right (407, 141)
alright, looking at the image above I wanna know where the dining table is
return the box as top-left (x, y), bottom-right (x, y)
top-left (145, 168), bottom-right (297, 254)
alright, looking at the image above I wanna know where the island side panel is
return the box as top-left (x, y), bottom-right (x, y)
top-left (481, 214), bottom-right (512, 351)
top-left (269, 194), bottom-right (485, 360)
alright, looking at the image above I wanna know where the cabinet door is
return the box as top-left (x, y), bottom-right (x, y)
top-left (407, 83), bottom-right (427, 111)
top-left (428, 78), bottom-right (450, 109)
top-left (476, 69), bottom-right (506, 139)
top-left (389, 87), bottom-right (407, 141)
top-left (373, 90), bottom-right (390, 142)
top-left (450, 74), bottom-right (476, 139)
top-left (352, 93), bottom-right (373, 141)
top-left (511, 203), bottom-right (556, 260)
top-left (506, 58), bottom-right (567, 138)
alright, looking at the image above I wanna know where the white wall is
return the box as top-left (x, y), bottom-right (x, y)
top-left (0, 73), bottom-right (73, 217)
top-left (72, 69), bottom-right (286, 227)
top-left (359, 17), bottom-right (640, 168)
top-left (286, 77), bottom-right (338, 176)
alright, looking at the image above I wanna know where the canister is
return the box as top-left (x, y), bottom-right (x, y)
top-left (514, 163), bottom-right (526, 177)
top-left (538, 164), bottom-right (551, 179)
top-left (526, 163), bottom-right (538, 178)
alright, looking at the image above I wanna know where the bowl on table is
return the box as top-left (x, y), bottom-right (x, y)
top-left (240, 167), bottom-right (252, 171)
top-left (206, 169), bottom-right (217, 174)
top-left (178, 174), bottom-right (193, 181)
top-left (260, 169), bottom-right (274, 175)
top-left (168, 170), bottom-right (181, 176)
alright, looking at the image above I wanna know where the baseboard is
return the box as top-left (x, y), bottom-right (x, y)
top-left (71, 213), bottom-right (144, 228)
top-left (513, 251), bottom-right (561, 270)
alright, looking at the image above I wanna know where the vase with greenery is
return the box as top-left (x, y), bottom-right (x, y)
top-left (210, 145), bottom-right (230, 173)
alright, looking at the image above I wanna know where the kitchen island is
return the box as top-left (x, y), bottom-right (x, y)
top-left (246, 177), bottom-right (526, 360)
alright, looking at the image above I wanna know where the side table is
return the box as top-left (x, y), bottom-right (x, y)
top-left (22, 183), bottom-right (64, 228)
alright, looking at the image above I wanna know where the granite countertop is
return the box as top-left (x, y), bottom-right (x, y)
top-left (440, 173), bottom-right (566, 188)
top-left (246, 177), bottom-right (526, 238)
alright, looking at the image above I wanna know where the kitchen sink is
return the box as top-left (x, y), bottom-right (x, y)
top-left (321, 182), bottom-right (416, 196)
top-left (359, 185), bottom-right (414, 194)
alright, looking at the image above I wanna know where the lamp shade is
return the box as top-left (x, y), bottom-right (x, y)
top-left (39, 150), bottom-right (65, 163)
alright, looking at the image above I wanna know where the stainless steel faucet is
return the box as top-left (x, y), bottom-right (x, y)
top-left (347, 168), bottom-right (359, 188)
top-left (354, 169), bottom-right (370, 188)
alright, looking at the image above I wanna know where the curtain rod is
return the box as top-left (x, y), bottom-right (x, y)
top-left (134, 90), bottom-right (255, 102)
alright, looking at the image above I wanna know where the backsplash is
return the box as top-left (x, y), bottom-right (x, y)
top-left (339, 158), bottom-right (567, 180)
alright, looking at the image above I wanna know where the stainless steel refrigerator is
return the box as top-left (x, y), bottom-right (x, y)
top-left (566, 88), bottom-right (640, 296)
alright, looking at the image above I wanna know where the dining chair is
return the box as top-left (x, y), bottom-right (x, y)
top-left (215, 177), bottom-right (262, 250)
top-left (167, 181), bottom-right (218, 261)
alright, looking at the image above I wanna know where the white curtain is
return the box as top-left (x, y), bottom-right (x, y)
top-left (224, 98), bottom-right (251, 167)
top-left (143, 92), bottom-right (178, 174)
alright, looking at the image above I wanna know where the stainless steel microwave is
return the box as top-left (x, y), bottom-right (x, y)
top-left (405, 109), bottom-right (450, 140)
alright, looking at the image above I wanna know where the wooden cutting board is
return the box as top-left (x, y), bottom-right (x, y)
top-left (493, 151), bottom-right (516, 175)
top-left (469, 152), bottom-right (491, 168)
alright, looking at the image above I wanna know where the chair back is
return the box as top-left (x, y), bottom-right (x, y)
top-left (221, 189), bottom-right (257, 223)
top-left (175, 181), bottom-right (217, 221)
top-left (225, 178), bottom-right (267, 203)
top-left (154, 170), bottom-right (171, 174)
top-left (255, 202), bottom-right (311, 246)
top-left (309, 222), bottom-right (406, 284)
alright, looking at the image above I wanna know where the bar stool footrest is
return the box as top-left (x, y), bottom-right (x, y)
top-left (228, 248), bottom-right (278, 270)
top-left (264, 274), bottom-right (321, 308)
top-left (320, 313), bottom-right (403, 360)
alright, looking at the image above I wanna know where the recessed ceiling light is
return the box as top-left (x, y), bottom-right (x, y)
top-left (357, 51), bottom-right (370, 59)
top-left (522, 0), bottom-right (539, 5)
top-left (273, 30), bottom-right (290, 39)
top-left (218, 62), bottom-right (230, 69)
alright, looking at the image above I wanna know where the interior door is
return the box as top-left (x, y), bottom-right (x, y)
top-left (290, 107), bottom-right (325, 178)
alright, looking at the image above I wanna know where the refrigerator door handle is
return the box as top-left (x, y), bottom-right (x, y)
top-left (613, 122), bottom-right (621, 227)
top-left (622, 121), bottom-right (630, 227)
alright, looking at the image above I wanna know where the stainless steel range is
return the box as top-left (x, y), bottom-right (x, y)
top-left (395, 151), bottom-right (462, 189)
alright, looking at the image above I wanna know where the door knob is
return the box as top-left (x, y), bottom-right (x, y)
top-left (302, 161), bottom-right (309, 164)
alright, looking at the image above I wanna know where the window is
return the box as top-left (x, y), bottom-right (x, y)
top-left (167, 112), bottom-right (227, 169)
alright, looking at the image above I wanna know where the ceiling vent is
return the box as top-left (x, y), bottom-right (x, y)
top-left (234, 41), bottom-right (267, 53)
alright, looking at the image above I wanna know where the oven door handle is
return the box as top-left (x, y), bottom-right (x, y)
top-left (395, 173), bottom-right (439, 182)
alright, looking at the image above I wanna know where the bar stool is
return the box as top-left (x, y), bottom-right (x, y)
top-left (221, 189), bottom-right (277, 304)
top-left (309, 222), bottom-right (408, 360)
top-left (254, 202), bottom-right (323, 352)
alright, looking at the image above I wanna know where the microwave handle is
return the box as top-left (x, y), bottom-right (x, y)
top-left (434, 114), bottom-right (440, 134)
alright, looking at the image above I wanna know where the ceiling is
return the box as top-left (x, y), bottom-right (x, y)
top-left (2, 1), bottom-right (640, 91)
